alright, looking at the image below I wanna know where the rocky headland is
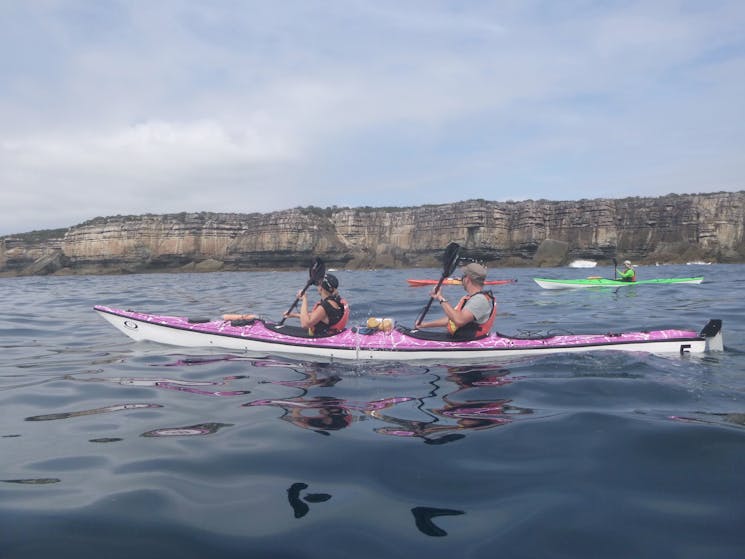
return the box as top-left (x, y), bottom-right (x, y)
top-left (1, 191), bottom-right (743, 276)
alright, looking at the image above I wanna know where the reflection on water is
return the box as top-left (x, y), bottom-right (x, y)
top-left (25, 403), bottom-right (162, 421)
top-left (20, 356), bottom-right (539, 447)
top-left (1, 478), bottom-right (61, 485)
top-left (372, 365), bottom-right (532, 444)
top-left (287, 482), bottom-right (332, 519)
top-left (141, 422), bottom-right (233, 437)
top-left (670, 411), bottom-right (745, 428)
top-left (285, 482), bottom-right (465, 538)
top-left (65, 373), bottom-right (251, 396)
top-left (2, 267), bottom-right (744, 556)
top-left (245, 396), bottom-right (413, 433)
top-left (411, 506), bottom-right (465, 537)
top-left (241, 362), bottom-right (534, 442)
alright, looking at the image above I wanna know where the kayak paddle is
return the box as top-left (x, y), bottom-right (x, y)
top-left (612, 257), bottom-right (618, 280)
top-left (415, 242), bottom-right (461, 327)
top-left (278, 257), bottom-right (326, 325)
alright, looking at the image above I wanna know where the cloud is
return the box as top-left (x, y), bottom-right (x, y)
top-left (1, 1), bottom-right (743, 235)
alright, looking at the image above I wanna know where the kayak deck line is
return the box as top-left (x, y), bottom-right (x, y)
top-left (94, 305), bottom-right (724, 363)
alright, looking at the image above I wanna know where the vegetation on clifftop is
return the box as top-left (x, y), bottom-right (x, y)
top-left (2, 228), bottom-right (68, 242)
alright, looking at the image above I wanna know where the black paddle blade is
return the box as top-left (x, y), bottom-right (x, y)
top-left (278, 256), bottom-right (326, 325)
top-left (309, 257), bottom-right (326, 286)
top-left (415, 242), bottom-right (461, 327)
top-left (612, 257), bottom-right (618, 280)
top-left (442, 242), bottom-right (461, 277)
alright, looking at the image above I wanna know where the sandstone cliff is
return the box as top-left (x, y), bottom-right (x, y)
top-left (1, 192), bottom-right (743, 276)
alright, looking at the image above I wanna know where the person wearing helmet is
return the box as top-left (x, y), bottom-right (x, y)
top-left (284, 273), bottom-right (350, 335)
top-left (617, 260), bottom-right (636, 282)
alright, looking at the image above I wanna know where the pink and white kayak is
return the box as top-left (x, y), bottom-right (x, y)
top-left (94, 306), bottom-right (723, 364)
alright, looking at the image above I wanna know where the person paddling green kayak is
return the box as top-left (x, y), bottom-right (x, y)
top-left (616, 260), bottom-right (636, 282)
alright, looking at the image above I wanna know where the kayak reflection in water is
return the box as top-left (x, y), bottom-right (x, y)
top-left (243, 395), bottom-right (413, 435)
top-left (372, 403), bottom-right (517, 445)
top-left (373, 366), bottom-right (532, 444)
top-left (243, 365), bottom-right (531, 441)
top-left (258, 369), bottom-right (342, 390)
top-left (444, 364), bottom-right (516, 387)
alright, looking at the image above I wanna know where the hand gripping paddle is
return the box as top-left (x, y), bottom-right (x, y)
top-left (278, 257), bottom-right (326, 325)
top-left (415, 242), bottom-right (461, 327)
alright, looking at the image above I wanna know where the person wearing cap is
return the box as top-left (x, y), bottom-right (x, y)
top-left (416, 262), bottom-right (497, 339)
top-left (284, 273), bottom-right (350, 335)
top-left (616, 260), bottom-right (636, 282)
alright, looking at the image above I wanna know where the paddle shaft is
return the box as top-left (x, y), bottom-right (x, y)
top-left (416, 275), bottom-right (448, 326)
top-left (415, 242), bottom-right (461, 326)
top-left (278, 279), bottom-right (314, 326)
top-left (278, 257), bottom-right (325, 325)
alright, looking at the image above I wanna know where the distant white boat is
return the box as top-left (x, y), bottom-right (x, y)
top-left (568, 259), bottom-right (597, 268)
top-left (686, 261), bottom-right (712, 266)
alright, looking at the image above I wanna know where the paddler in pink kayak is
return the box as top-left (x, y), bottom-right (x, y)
top-left (415, 262), bottom-right (497, 339)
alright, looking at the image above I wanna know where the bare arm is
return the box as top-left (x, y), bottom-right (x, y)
top-left (297, 293), bottom-right (327, 329)
top-left (416, 289), bottom-right (475, 329)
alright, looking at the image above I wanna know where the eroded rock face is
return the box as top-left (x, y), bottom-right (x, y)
top-left (2, 192), bottom-right (743, 276)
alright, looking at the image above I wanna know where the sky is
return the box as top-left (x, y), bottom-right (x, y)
top-left (1, 0), bottom-right (744, 236)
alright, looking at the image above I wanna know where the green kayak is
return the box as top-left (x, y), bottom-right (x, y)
top-left (534, 277), bottom-right (704, 290)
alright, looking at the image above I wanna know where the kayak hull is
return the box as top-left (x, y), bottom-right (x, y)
top-left (407, 278), bottom-right (516, 287)
top-left (94, 306), bottom-right (722, 364)
top-left (534, 277), bottom-right (704, 290)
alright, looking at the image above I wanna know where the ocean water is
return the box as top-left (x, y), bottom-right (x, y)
top-left (1, 264), bottom-right (744, 559)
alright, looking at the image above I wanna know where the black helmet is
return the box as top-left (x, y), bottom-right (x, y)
top-left (321, 274), bottom-right (339, 292)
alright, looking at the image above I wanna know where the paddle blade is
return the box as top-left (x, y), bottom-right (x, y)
top-left (442, 242), bottom-right (461, 277)
top-left (309, 257), bottom-right (326, 286)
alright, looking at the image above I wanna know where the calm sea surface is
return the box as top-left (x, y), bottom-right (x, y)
top-left (2, 264), bottom-right (744, 558)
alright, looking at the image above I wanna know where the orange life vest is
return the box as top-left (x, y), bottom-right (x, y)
top-left (447, 291), bottom-right (496, 339)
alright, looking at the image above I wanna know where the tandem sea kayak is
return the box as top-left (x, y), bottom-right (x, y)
top-left (94, 306), bottom-right (723, 364)
top-left (533, 277), bottom-right (704, 290)
top-left (407, 278), bottom-right (517, 287)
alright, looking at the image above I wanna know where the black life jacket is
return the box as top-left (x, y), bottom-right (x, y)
top-left (311, 294), bottom-right (350, 335)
